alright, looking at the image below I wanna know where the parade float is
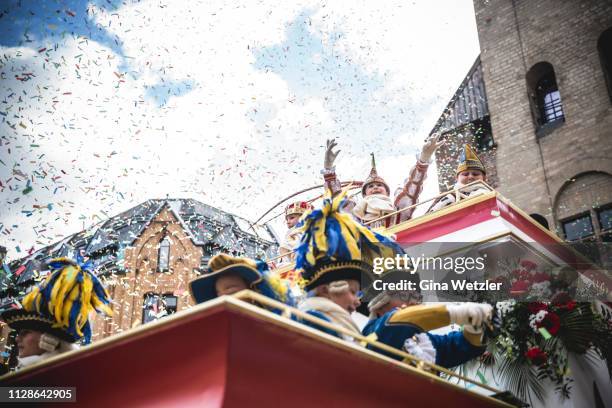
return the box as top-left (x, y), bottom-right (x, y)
top-left (269, 181), bottom-right (612, 407)
top-left (381, 182), bottom-right (612, 408)
top-left (0, 290), bottom-right (513, 407)
top-left (1, 182), bottom-right (610, 408)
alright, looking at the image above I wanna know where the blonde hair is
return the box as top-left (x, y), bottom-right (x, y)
top-left (313, 280), bottom-right (351, 297)
top-left (328, 281), bottom-right (350, 294)
top-left (38, 333), bottom-right (78, 353)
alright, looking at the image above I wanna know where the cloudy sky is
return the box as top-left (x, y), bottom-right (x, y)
top-left (0, 0), bottom-right (480, 261)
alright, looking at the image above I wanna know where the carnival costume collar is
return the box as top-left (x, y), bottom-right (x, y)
top-left (299, 296), bottom-right (361, 337)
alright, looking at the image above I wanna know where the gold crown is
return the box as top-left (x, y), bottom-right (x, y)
top-left (285, 201), bottom-right (313, 217)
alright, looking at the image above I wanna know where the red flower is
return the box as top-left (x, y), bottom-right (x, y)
top-left (511, 269), bottom-right (531, 281)
top-left (510, 280), bottom-right (529, 295)
top-left (551, 292), bottom-right (577, 312)
top-left (521, 260), bottom-right (537, 271)
top-left (531, 272), bottom-right (550, 283)
top-left (528, 302), bottom-right (548, 313)
top-left (525, 347), bottom-right (547, 366)
top-left (551, 292), bottom-right (572, 305)
top-left (538, 312), bottom-right (561, 335)
top-left (558, 300), bottom-right (577, 311)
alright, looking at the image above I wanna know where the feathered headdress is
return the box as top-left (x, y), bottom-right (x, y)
top-left (253, 260), bottom-right (297, 308)
top-left (295, 188), bottom-right (402, 291)
top-left (2, 256), bottom-right (113, 344)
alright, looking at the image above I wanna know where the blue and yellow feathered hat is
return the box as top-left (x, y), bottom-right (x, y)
top-left (189, 253), bottom-right (295, 307)
top-left (1, 256), bottom-right (113, 344)
top-left (295, 189), bottom-right (403, 291)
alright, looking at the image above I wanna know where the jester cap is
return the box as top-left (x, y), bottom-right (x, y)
top-left (295, 189), bottom-right (403, 291)
top-left (362, 153), bottom-right (390, 196)
top-left (456, 144), bottom-right (486, 176)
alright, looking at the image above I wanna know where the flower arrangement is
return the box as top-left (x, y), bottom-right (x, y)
top-left (489, 298), bottom-right (611, 401)
top-left (464, 258), bottom-right (612, 403)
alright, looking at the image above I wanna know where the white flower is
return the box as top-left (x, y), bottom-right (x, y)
top-left (529, 281), bottom-right (551, 298)
top-left (496, 299), bottom-right (516, 318)
top-left (529, 310), bottom-right (548, 332)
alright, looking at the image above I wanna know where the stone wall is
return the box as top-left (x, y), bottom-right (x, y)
top-left (472, 0), bottom-right (612, 232)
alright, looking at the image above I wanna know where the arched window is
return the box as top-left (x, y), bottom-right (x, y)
top-left (157, 237), bottom-right (170, 272)
top-left (526, 62), bottom-right (565, 136)
top-left (598, 27), bottom-right (612, 103)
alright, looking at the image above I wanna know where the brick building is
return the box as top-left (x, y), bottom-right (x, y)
top-left (0, 199), bottom-right (278, 343)
top-left (431, 0), bottom-right (612, 247)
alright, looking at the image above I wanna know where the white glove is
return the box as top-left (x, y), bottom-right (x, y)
top-left (324, 139), bottom-right (340, 170)
top-left (419, 133), bottom-right (445, 163)
top-left (447, 303), bottom-right (493, 328)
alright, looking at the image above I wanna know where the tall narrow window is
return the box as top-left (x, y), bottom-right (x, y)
top-left (539, 77), bottom-right (563, 123)
top-left (598, 27), bottom-right (612, 103)
top-left (597, 204), bottom-right (612, 242)
top-left (142, 293), bottom-right (178, 324)
top-left (526, 62), bottom-right (565, 135)
top-left (158, 237), bottom-right (170, 272)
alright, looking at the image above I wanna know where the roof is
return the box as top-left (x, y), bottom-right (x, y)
top-left (2, 199), bottom-right (279, 292)
top-left (429, 56), bottom-right (489, 135)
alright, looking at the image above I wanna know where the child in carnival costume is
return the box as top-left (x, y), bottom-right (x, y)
top-left (363, 269), bottom-right (492, 369)
top-left (189, 253), bottom-right (296, 312)
top-left (294, 188), bottom-right (403, 342)
top-left (428, 144), bottom-right (491, 212)
top-left (0, 256), bottom-right (113, 371)
top-left (278, 201), bottom-right (314, 263)
top-left (322, 135), bottom-right (444, 228)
